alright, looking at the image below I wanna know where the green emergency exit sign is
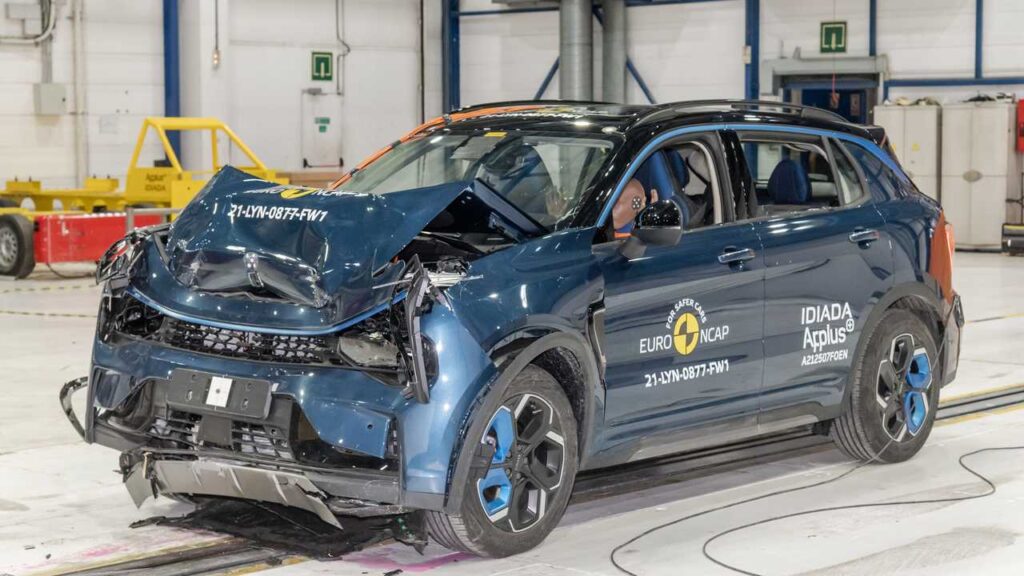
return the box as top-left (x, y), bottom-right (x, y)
top-left (311, 51), bottom-right (333, 81)
top-left (820, 21), bottom-right (847, 53)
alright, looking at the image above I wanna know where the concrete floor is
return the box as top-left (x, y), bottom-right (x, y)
top-left (1, 252), bottom-right (1022, 576)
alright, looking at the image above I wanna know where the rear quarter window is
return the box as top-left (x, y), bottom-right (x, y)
top-left (841, 141), bottom-right (908, 201)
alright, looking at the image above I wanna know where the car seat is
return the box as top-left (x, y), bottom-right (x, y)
top-left (766, 158), bottom-right (810, 214)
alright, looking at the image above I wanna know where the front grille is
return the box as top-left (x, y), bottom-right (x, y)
top-left (233, 419), bottom-right (294, 461)
top-left (161, 317), bottom-right (334, 365)
top-left (143, 403), bottom-right (396, 471)
top-left (150, 410), bottom-right (200, 447)
top-left (149, 409), bottom-right (297, 462)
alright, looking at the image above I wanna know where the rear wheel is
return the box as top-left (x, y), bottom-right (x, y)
top-left (831, 309), bottom-right (939, 463)
top-left (426, 365), bottom-right (578, 557)
top-left (0, 214), bottom-right (35, 278)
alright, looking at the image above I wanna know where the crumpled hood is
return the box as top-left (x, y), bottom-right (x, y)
top-left (162, 166), bottom-right (467, 326)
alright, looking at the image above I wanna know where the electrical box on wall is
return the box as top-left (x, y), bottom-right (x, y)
top-left (33, 83), bottom-right (67, 116)
top-left (300, 89), bottom-right (344, 169)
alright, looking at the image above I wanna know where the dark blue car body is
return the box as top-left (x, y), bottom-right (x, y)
top-left (78, 101), bottom-right (962, 522)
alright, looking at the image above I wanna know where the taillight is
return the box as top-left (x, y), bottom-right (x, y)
top-left (930, 212), bottom-right (955, 303)
top-left (945, 220), bottom-right (955, 264)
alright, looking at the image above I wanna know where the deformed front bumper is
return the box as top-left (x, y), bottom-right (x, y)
top-left (126, 458), bottom-right (342, 527)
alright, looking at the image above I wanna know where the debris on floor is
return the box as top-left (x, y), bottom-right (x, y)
top-left (133, 498), bottom-right (426, 560)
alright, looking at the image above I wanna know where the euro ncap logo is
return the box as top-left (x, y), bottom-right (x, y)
top-left (279, 187), bottom-right (317, 200)
top-left (673, 312), bottom-right (700, 355)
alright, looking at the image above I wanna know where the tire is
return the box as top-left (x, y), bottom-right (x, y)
top-left (830, 309), bottom-right (940, 463)
top-left (0, 214), bottom-right (35, 278)
top-left (426, 365), bottom-right (578, 557)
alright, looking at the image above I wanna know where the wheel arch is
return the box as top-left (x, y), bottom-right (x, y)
top-left (843, 282), bottom-right (946, 407)
top-left (442, 328), bottom-right (603, 514)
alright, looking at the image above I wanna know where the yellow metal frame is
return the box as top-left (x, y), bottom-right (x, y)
top-left (1, 117), bottom-right (287, 214)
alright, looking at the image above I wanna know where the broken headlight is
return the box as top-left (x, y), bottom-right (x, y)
top-left (336, 331), bottom-right (400, 368)
top-left (96, 224), bottom-right (170, 284)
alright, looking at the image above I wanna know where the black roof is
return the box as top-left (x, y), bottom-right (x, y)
top-left (439, 99), bottom-right (875, 141)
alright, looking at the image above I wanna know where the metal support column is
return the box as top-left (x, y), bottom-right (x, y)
top-left (602, 0), bottom-right (626, 103)
top-left (560, 0), bottom-right (593, 100)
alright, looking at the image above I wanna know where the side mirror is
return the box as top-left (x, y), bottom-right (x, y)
top-left (632, 199), bottom-right (683, 246)
top-left (619, 200), bottom-right (683, 260)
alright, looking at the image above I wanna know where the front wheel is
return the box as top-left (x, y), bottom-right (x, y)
top-left (426, 365), bottom-right (578, 557)
top-left (831, 309), bottom-right (939, 463)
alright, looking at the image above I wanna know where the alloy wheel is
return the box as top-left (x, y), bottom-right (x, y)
top-left (476, 393), bottom-right (566, 533)
top-left (875, 332), bottom-right (932, 441)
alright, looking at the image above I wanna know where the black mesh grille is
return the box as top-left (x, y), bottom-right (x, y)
top-left (150, 410), bottom-right (200, 448)
top-left (161, 318), bottom-right (334, 365)
top-left (233, 420), bottom-right (294, 461)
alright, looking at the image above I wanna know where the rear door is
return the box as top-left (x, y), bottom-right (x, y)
top-left (595, 130), bottom-right (765, 463)
top-left (736, 129), bottom-right (894, 430)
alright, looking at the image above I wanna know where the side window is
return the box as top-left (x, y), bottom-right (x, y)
top-left (842, 141), bottom-right (904, 200)
top-left (737, 133), bottom-right (840, 217)
top-left (608, 136), bottom-right (724, 239)
top-left (829, 140), bottom-right (867, 205)
top-left (662, 141), bottom-right (723, 229)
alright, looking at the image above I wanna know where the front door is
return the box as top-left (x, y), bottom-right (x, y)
top-left (594, 132), bottom-right (766, 464)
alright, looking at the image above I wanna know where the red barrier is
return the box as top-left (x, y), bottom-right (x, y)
top-left (34, 213), bottom-right (162, 265)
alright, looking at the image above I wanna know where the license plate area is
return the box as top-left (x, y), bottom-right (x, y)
top-left (166, 369), bottom-right (272, 419)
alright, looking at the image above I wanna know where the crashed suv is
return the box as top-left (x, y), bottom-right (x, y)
top-left (64, 100), bottom-right (963, 557)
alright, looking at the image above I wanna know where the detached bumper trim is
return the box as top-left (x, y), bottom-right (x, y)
top-left (139, 459), bottom-right (341, 527)
top-left (59, 376), bottom-right (89, 441)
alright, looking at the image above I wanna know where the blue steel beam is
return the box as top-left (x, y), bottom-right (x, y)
top-left (534, 58), bottom-right (560, 100)
top-left (626, 59), bottom-right (656, 104)
top-left (975, 0), bottom-right (984, 79)
top-left (868, 0), bottom-right (877, 57)
top-left (442, 0), bottom-right (460, 111)
top-left (744, 0), bottom-right (759, 100)
top-left (162, 0), bottom-right (181, 158)
top-left (883, 76), bottom-right (1024, 100)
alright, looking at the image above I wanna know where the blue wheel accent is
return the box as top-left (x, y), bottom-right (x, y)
top-left (903, 350), bottom-right (932, 436)
top-left (478, 468), bottom-right (512, 518)
top-left (486, 406), bottom-right (515, 465)
top-left (906, 351), bottom-right (931, 391)
top-left (477, 406), bottom-right (516, 519)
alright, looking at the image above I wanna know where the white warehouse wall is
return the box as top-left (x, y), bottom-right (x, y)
top-left (5, 0), bottom-right (1024, 189)
top-left (0, 0), bottom-right (165, 188)
top-left (460, 0), bottom-right (1024, 107)
top-left (0, 0), bottom-right (434, 188)
top-left (458, 0), bottom-right (745, 106)
top-left (761, 0), bottom-right (1024, 103)
top-left (225, 0), bottom-right (428, 171)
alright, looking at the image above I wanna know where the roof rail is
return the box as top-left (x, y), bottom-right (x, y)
top-left (452, 99), bottom-right (612, 113)
top-left (638, 99), bottom-right (849, 125)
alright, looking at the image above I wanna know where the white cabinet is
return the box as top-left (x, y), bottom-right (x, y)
top-left (941, 102), bottom-right (1022, 250)
top-left (873, 104), bottom-right (940, 200)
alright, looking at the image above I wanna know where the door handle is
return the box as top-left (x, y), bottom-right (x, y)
top-left (849, 228), bottom-right (880, 245)
top-left (718, 246), bottom-right (756, 265)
